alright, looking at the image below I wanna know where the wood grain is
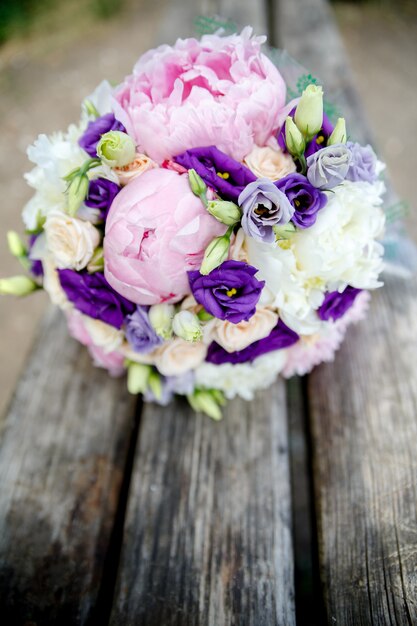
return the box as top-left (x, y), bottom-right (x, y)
top-left (278, 0), bottom-right (417, 622)
top-left (0, 309), bottom-right (138, 624)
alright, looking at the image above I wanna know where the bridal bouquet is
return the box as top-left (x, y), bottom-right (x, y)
top-left (1, 28), bottom-right (386, 419)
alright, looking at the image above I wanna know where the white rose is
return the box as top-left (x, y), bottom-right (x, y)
top-left (42, 256), bottom-right (72, 311)
top-left (45, 213), bottom-right (100, 270)
top-left (211, 308), bottom-right (278, 353)
top-left (154, 339), bottom-right (207, 377)
top-left (243, 145), bottom-right (296, 181)
top-left (82, 316), bottom-right (124, 353)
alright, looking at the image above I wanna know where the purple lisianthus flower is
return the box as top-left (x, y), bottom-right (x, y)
top-left (306, 144), bottom-right (352, 189)
top-left (174, 145), bottom-right (256, 202)
top-left (318, 286), bottom-right (362, 321)
top-left (79, 113), bottom-right (126, 158)
top-left (144, 371), bottom-right (195, 406)
top-left (188, 260), bottom-right (264, 324)
top-left (278, 107), bottom-right (334, 157)
top-left (125, 306), bottom-right (162, 353)
top-left (276, 173), bottom-right (327, 229)
top-left (206, 318), bottom-right (299, 364)
top-left (345, 141), bottom-right (378, 183)
top-left (58, 269), bottom-right (135, 328)
top-left (239, 178), bottom-right (294, 243)
top-left (85, 178), bottom-right (121, 220)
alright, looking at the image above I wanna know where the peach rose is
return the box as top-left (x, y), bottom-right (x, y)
top-left (243, 145), bottom-right (296, 181)
top-left (209, 307), bottom-right (278, 353)
top-left (114, 152), bottom-right (157, 185)
top-left (153, 338), bottom-right (207, 377)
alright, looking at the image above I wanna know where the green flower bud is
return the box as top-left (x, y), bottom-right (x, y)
top-left (148, 370), bottom-right (163, 401)
top-left (7, 231), bottom-right (27, 258)
top-left (294, 84), bottom-right (324, 139)
top-left (87, 247), bottom-right (105, 273)
top-left (83, 99), bottom-right (100, 118)
top-left (197, 308), bottom-right (214, 322)
top-left (67, 174), bottom-right (89, 216)
top-left (172, 310), bottom-right (203, 342)
top-left (327, 117), bottom-right (347, 146)
top-left (148, 303), bottom-right (175, 340)
top-left (127, 362), bottom-right (152, 394)
top-left (188, 168), bottom-right (207, 198)
top-left (200, 233), bottom-right (230, 275)
top-left (187, 389), bottom-right (224, 421)
top-left (207, 200), bottom-right (241, 226)
top-left (97, 131), bottom-right (136, 168)
top-left (285, 116), bottom-right (306, 157)
top-left (273, 223), bottom-right (296, 241)
top-left (0, 275), bottom-right (38, 297)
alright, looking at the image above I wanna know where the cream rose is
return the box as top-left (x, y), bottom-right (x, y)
top-left (229, 228), bottom-right (249, 263)
top-left (82, 316), bottom-right (124, 353)
top-left (42, 256), bottom-right (72, 311)
top-left (114, 152), bottom-right (157, 185)
top-left (45, 213), bottom-right (100, 270)
top-left (210, 307), bottom-right (278, 353)
top-left (243, 145), bottom-right (296, 181)
top-left (154, 339), bottom-right (207, 377)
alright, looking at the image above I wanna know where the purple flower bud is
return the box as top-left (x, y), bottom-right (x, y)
top-left (306, 144), bottom-right (352, 189)
top-left (275, 173), bottom-right (327, 229)
top-left (79, 113), bottom-right (126, 158)
top-left (85, 177), bottom-right (121, 219)
top-left (239, 178), bottom-right (294, 243)
top-left (125, 306), bottom-right (163, 353)
top-left (345, 141), bottom-right (378, 183)
top-left (318, 286), bottom-right (362, 321)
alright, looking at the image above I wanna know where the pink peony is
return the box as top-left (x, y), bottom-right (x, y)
top-left (112, 28), bottom-right (286, 162)
top-left (103, 168), bottom-right (226, 305)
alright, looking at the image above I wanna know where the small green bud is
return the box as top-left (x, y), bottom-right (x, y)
top-left (197, 308), bottom-right (214, 322)
top-left (148, 303), bottom-right (175, 340)
top-left (83, 99), bottom-right (100, 118)
top-left (67, 174), bottom-right (89, 216)
top-left (148, 370), bottom-right (163, 401)
top-left (172, 310), bottom-right (203, 342)
top-left (187, 389), bottom-right (223, 421)
top-left (7, 231), bottom-right (27, 258)
top-left (127, 362), bottom-right (152, 394)
top-left (285, 116), bottom-right (306, 157)
top-left (273, 223), bottom-right (296, 240)
top-left (87, 247), bottom-right (105, 273)
top-left (327, 117), bottom-right (347, 146)
top-left (188, 168), bottom-right (207, 198)
top-left (207, 200), bottom-right (241, 226)
top-left (200, 233), bottom-right (230, 275)
top-left (0, 275), bottom-right (38, 297)
top-left (294, 84), bottom-right (324, 139)
top-left (97, 131), bottom-right (136, 167)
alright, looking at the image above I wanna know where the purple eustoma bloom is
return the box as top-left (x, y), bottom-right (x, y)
top-left (79, 113), bottom-right (126, 158)
top-left (85, 178), bottom-right (121, 220)
top-left (206, 318), bottom-right (299, 364)
top-left (58, 269), bottom-right (135, 328)
top-left (275, 173), bottom-right (327, 229)
top-left (306, 144), bottom-right (352, 189)
top-left (345, 141), bottom-right (378, 183)
top-left (174, 145), bottom-right (256, 202)
top-left (239, 178), bottom-right (294, 243)
top-left (188, 260), bottom-right (264, 324)
top-left (318, 286), bottom-right (362, 321)
top-left (125, 306), bottom-right (162, 353)
top-left (278, 107), bottom-right (334, 157)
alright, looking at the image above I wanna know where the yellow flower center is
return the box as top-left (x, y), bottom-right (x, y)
top-left (226, 287), bottom-right (237, 297)
top-left (217, 171), bottom-right (230, 180)
top-left (294, 199), bottom-right (301, 207)
top-left (316, 134), bottom-right (325, 145)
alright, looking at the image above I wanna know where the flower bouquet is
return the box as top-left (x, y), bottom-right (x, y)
top-left (1, 27), bottom-right (387, 419)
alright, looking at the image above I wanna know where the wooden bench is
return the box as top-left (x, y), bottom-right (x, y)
top-left (1, 0), bottom-right (416, 623)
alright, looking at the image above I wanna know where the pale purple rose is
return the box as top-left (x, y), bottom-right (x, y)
top-left (206, 319), bottom-right (299, 364)
top-left (188, 260), bottom-right (264, 324)
top-left (125, 306), bottom-right (162, 353)
top-left (79, 113), bottom-right (126, 158)
top-left (85, 178), bottom-right (121, 219)
top-left (318, 286), bottom-right (362, 321)
top-left (306, 144), bottom-right (352, 189)
top-left (346, 142), bottom-right (378, 183)
top-left (275, 173), bottom-right (327, 229)
top-left (239, 178), bottom-right (294, 243)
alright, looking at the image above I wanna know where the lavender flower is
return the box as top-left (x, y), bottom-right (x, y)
top-left (79, 113), bottom-right (126, 158)
top-left (276, 173), bottom-right (327, 229)
top-left (239, 178), bottom-right (294, 243)
top-left (306, 144), bottom-right (352, 189)
top-left (188, 260), bottom-right (264, 324)
top-left (346, 142), bottom-right (378, 183)
top-left (85, 178), bottom-right (121, 219)
top-left (318, 286), bottom-right (362, 321)
top-left (144, 371), bottom-right (195, 406)
top-left (206, 319), bottom-right (299, 364)
top-left (125, 306), bottom-right (163, 353)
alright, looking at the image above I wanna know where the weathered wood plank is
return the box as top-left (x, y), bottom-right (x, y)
top-left (278, 0), bottom-right (417, 623)
top-left (0, 308), bottom-right (138, 624)
top-left (110, 1), bottom-right (295, 624)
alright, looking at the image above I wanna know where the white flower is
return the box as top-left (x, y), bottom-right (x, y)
top-left (82, 316), bottom-right (124, 353)
top-left (292, 180), bottom-right (385, 290)
top-left (42, 256), bottom-right (72, 311)
top-left (153, 339), bottom-right (207, 377)
top-left (45, 212), bottom-right (100, 270)
top-left (209, 307), bottom-right (278, 353)
top-left (243, 145), bottom-right (296, 181)
top-left (82, 80), bottom-right (114, 119)
top-left (195, 352), bottom-right (286, 400)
